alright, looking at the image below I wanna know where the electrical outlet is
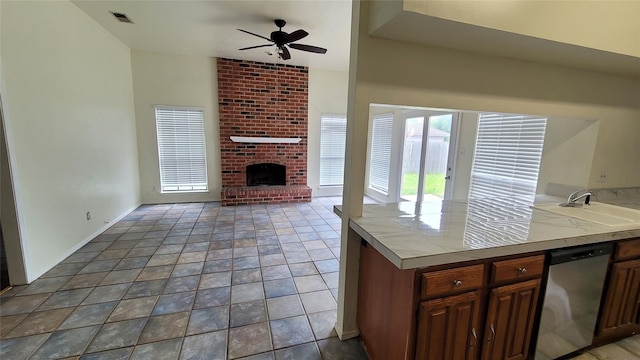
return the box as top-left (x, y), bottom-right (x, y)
top-left (86, 211), bottom-right (91, 221)
top-left (597, 173), bottom-right (607, 183)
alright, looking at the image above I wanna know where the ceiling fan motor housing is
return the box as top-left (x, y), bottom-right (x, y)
top-left (270, 31), bottom-right (287, 46)
top-left (271, 19), bottom-right (288, 46)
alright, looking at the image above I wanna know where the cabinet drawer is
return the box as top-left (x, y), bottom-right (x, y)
top-left (490, 255), bottom-right (545, 284)
top-left (421, 264), bottom-right (484, 298)
top-left (615, 239), bottom-right (640, 261)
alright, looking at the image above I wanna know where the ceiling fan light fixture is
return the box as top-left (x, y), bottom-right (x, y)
top-left (237, 19), bottom-right (327, 61)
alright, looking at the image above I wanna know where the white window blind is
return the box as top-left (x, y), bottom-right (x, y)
top-left (369, 113), bottom-right (394, 194)
top-left (155, 106), bottom-right (208, 193)
top-left (469, 113), bottom-right (547, 205)
top-left (320, 114), bottom-right (347, 186)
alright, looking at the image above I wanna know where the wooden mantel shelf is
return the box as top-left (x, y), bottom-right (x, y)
top-left (229, 136), bottom-right (301, 144)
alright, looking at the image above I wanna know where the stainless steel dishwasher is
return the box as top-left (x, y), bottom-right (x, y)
top-left (534, 243), bottom-right (612, 360)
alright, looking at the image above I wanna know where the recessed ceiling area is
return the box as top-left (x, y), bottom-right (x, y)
top-left (71, 0), bottom-right (352, 71)
top-left (368, 2), bottom-right (640, 78)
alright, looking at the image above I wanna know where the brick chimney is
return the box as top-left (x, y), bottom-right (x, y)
top-left (217, 58), bottom-right (312, 206)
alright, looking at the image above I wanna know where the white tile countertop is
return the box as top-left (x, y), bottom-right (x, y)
top-left (335, 194), bottom-right (640, 270)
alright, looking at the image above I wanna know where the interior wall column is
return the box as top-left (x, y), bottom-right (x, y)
top-left (335, 0), bottom-right (366, 340)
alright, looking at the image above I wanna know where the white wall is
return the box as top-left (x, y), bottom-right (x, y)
top-left (404, 0), bottom-right (640, 58)
top-left (537, 118), bottom-right (600, 192)
top-left (1, 1), bottom-right (141, 282)
top-left (308, 68), bottom-right (349, 197)
top-left (131, 51), bottom-right (221, 203)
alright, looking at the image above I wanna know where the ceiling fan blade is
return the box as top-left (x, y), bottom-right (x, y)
top-left (280, 46), bottom-right (291, 60)
top-left (284, 30), bottom-right (308, 44)
top-left (288, 43), bottom-right (327, 54)
top-left (239, 44), bottom-right (273, 51)
top-left (237, 29), bottom-right (272, 42)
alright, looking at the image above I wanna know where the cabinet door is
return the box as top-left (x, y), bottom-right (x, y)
top-left (416, 291), bottom-right (481, 360)
top-left (481, 279), bottom-right (541, 360)
top-left (598, 259), bottom-right (640, 337)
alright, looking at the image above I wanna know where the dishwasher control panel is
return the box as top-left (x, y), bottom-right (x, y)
top-left (549, 243), bottom-right (612, 265)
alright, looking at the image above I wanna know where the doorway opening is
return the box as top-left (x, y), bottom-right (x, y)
top-left (1, 223), bottom-right (9, 291)
top-left (365, 105), bottom-right (459, 203)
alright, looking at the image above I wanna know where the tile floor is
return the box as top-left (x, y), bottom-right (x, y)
top-left (0, 197), bottom-right (368, 359)
top-left (1, 196), bottom-right (640, 360)
top-left (569, 335), bottom-right (640, 359)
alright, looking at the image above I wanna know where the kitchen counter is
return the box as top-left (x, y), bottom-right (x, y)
top-left (335, 194), bottom-right (640, 269)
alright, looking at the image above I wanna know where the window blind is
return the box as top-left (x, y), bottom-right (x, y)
top-left (319, 114), bottom-right (347, 186)
top-left (369, 113), bottom-right (394, 194)
top-left (469, 113), bottom-right (547, 205)
top-left (155, 106), bottom-right (208, 192)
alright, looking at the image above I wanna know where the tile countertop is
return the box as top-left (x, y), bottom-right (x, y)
top-left (335, 195), bottom-right (640, 270)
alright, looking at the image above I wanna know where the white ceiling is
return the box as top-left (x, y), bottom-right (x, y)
top-left (71, 0), bottom-right (353, 71)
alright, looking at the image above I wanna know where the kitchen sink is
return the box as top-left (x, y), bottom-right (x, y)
top-left (533, 202), bottom-right (640, 227)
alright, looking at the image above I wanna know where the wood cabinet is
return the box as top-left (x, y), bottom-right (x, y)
top-left (414, 255), bottom-right (543, 360)
top-left (597, 239), bottom-right (640, 339)
top-left (357, 242), bottom-right (419, 360)
top-left (421, 265), bottom-right (484, 298)
top-left (490, 256), bottom-right (544, 284)
top-left (358, 238), bottom-right (640, 360)
top-left (416, 291), bottom-right (482, 360)
top-left (357, 247), bottom-right (545, 360)
top-left (481, 279), bottom-right (541, 360)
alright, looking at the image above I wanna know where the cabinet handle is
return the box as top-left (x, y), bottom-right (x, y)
top-left (470, 328), bottom-right (477, 347)
top-left (518, 267), bottom-right (527, 274)
top-left (453, 280), bottom-right (462, 287)
top-left (487, 324), bottom-right (495, 342)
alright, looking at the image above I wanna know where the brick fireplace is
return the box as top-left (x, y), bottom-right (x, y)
top-left (217, 58), bottom-right (312, 206)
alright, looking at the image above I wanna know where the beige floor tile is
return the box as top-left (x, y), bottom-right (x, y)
top-left (617, 335), bottom-right (640, 357)
top-left (300, 290), bottom-right (337, 314)
top-left (588, 343), bottom-right (640, 360)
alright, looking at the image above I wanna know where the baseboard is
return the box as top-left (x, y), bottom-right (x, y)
top-left (335, 324), bottom-right (360, 340)
top-left (26, 203), bottom-right (141, 283)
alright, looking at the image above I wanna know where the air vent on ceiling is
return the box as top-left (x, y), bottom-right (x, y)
top-left (110, 11), bottom-right (134, 24)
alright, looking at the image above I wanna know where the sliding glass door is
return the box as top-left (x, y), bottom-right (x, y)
top-left (400, 112), bottom-right (458, 202)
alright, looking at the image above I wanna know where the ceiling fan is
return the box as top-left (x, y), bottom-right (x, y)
top-left (237, 19), bottom-right (327, 60)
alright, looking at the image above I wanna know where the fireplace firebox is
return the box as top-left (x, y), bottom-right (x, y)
top-left (246, 163), bottom-right (286, 186)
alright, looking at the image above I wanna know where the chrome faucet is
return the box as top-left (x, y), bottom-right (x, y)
top-left (560, 190), bottom-right (592, 207)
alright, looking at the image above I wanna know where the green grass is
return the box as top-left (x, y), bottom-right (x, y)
top-left (401, 173), bottom-right (446, 197)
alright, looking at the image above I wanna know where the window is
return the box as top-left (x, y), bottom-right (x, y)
top-left (369, 113), bottom-right (394, 194)
top-left (319, 114), bottom-right (347, 186)
top-left (155, 106), bottom-right (208, 192)
top-left (469, 113), bottom-right (547, 204)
